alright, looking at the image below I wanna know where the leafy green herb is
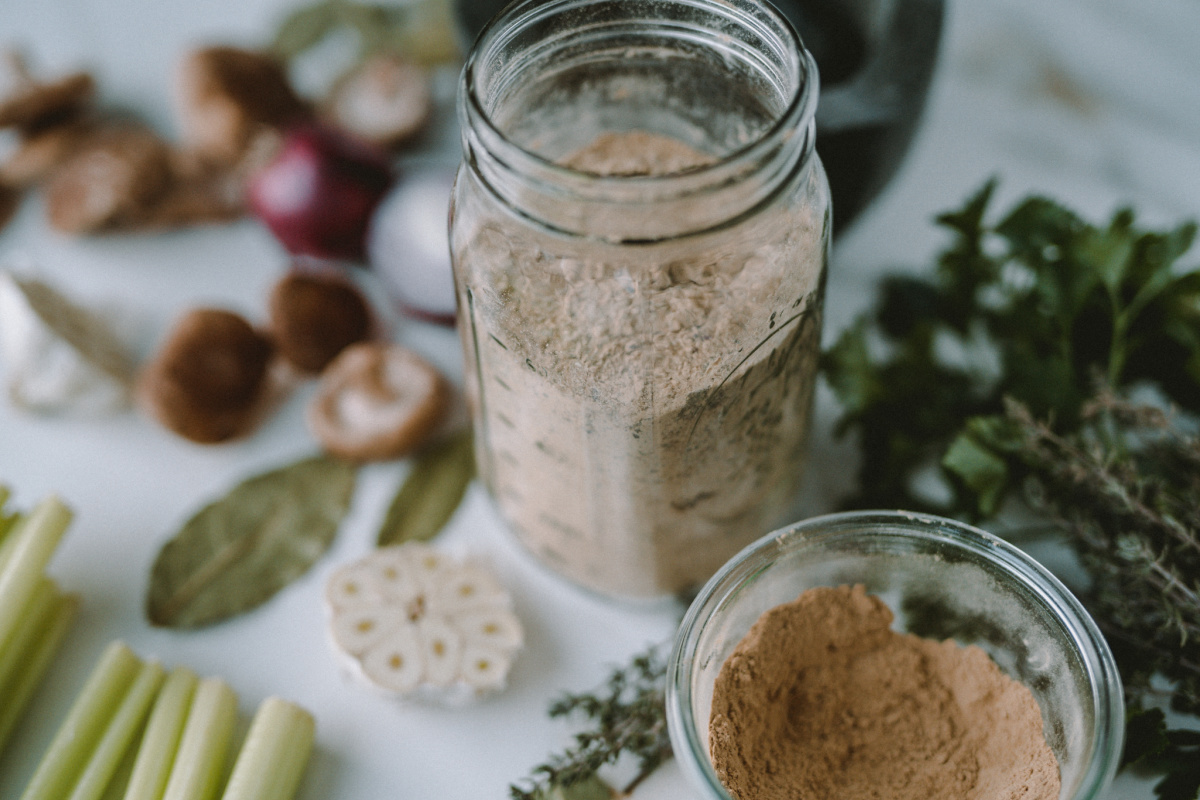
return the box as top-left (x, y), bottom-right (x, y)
top-left (511, 644), bottom-right (671, 800)
top-left (823, 178), bottom-right (1200, 517)
top-left (376, 429), bottom-right (474, 548)
top-left (146, 455), bottom-right (357, 628)
top-left (822, 182), bottom-right (1200, 798)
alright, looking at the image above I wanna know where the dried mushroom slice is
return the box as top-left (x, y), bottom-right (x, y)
top-left (323, 55), bottom-right (432, 150)
top-left (0, 51), bottom-right (95, 130)
top-left (137, 308), bottom-right (275, 443)
top-left (0, 118), bottom-right (96, 187)
top-left (325, 543), bottom-right (524, 702)
top-left (174, 47), bottom-right (309, 165)
top-left (308, 342), bottom-right (449, 462)
top-left (268, 270), bottom-right (372, 374)
top-left (44, 125), bottom-right (172, 234)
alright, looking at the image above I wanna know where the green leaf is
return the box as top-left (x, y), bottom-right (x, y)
top-left (377, 429), bottom-right (475, 548)
top-left (533, 776), bottom-right (613, 800)
top-left (1124, 707), bottom-right (1170, 768)
top-left (942, 430), bottom-right (1009, 517)
top-left (146, 455), bottom-right (357, 628)
top-left (271, 3), bottom-right (339, 60)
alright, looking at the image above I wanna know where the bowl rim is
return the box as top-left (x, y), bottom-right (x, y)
top-left (665, 509), bottom-right (1125, 800)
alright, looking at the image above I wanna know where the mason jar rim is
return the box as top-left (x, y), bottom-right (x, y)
top-left (665, 509), bottom-right (1125, 800)
top-left (459, 0), bottom-right (819, 209)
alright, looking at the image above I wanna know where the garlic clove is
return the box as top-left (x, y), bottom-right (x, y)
top-left (325, 561), bottom-right (388, 611)
top-left (329, 605), bottom-right (406, 656)
top-left (416, 618), bottom-right (463, 687)
top-left (434, 565), bottom-right (509, 613)
top-left (459, 644), bottom-right (512, 691)
top-left (360, 625), bottom-right (425, 695)
top-left (452, 608), bottom-right (525, 651)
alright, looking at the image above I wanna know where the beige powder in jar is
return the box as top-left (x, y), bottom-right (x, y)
top-left (456, 130), bottom-right (826, 598)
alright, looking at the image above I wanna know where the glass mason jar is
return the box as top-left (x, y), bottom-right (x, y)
top-left (450, 0), bottom-right (831, 600)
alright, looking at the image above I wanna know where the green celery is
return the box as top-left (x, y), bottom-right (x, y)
top-left (0, 590), bottom-right (77, 754)
top-left (219, 697), bottom-right (315, 800)
top-left (20, 641), bottom-right (142, 800)
top-left (68, 659), bottom-right (167, 800)
top-left (161, 677), bottom-right (238, 800)
top-left (0, 576), bottom-right (57, 699)
top-left (122, 666), bottom-right (199, 800)
top-left (0, 495), bottom-right (72, 652)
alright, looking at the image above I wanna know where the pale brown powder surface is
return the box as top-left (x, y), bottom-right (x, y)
top-left (709, 585), bottom-right (1061, 800)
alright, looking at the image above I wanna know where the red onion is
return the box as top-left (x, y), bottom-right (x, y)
top-left (248, 125), bottom-right (393, 262)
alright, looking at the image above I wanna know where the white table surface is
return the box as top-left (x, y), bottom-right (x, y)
top-left (1, 0), bottom-right (1198, 797)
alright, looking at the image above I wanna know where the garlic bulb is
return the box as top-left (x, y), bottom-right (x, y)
top-left (0, 271), bottom-right (135, 415)
top-left (325, 543), bottom-right (523, 702)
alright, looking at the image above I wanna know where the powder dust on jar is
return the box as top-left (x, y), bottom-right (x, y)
top-left (708, 584), bottom-right (1061, 800)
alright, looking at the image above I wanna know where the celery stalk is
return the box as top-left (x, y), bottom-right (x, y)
top-left (219, 697), bottom-right (315, 800)
top-left (19, 641), bottom-right (142, 800)
top-left (0, 495), bottom-right (72, 651)
top-left (0, 576), bottom-right (57, 697)
top-left (68, 660), bottom-right (167, 800)
top-left (122, 666), bottom-right (199, 800)
top-left (0, 590), bottom-right (78, 754)
top-left (161, 677), bottom-right (238, 800)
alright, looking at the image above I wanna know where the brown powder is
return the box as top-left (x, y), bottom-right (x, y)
top-left (708, 585), bottom-right (1061, 800)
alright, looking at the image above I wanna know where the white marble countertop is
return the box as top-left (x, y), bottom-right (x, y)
top-left (1, 0), bottom-right (1197, 797)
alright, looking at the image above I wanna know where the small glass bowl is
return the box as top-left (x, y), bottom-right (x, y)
top-left (666, 510), bottom-right (1123, 800)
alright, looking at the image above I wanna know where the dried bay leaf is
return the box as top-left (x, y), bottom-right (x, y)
top-left (147, 455), bottom-right (358, 628)
top-left (377, 428), bottom-right (474, 547)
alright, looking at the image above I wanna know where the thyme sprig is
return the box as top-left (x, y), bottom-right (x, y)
top-left (511, 644), bottom-right (671, 800)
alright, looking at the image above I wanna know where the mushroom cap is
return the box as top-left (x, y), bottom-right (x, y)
top-left (44, 125), bottom-right (173, 234)
top-left (138, 308), bottom-right (275, 443)
top-left (174, 46), bottom-right (310, 165)
top-left (308, 342), bottom-right (449, 462)
top-left (323, 55), bottom-right (432, 150)
top-left (268, 269), bottom-right (373, 373)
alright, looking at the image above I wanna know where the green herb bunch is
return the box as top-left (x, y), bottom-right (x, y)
top-left (824, 181), bottom-right (1200, 798)
top-left (511, 645), bottom-right (672, 800)
top-left (823, 179), bottom-right (1200, 517)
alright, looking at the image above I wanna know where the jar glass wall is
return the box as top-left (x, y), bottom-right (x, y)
top-left (451, 0), bottom-right (831, 600)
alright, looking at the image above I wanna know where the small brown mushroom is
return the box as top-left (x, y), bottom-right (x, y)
top-left (174, 47), bottom-right (309, 166)
top-left (138, 308), bottom-right (275, 444)
top-left (0, 51), bottom-right (95, 131)
top-left (268, 269), bottom-right (372, 374)
top-left (43, 124), bottom-right (173, 234)
top-left (322, 55), bottom-right (432, 150)
top-left (308, 342), bottom-right (448, 461)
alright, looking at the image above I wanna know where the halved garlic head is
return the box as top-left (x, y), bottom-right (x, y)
top-left (325, 543), bottom-right (523, 702)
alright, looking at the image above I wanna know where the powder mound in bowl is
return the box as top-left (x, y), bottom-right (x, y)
top-left (708, 585), bottom-right (1061, 800)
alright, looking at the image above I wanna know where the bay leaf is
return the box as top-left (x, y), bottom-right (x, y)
top-left (147, 455), bottom-right (358, 628)
top-left (534, 776), bottom-right (614, 800)
top-left (377, 429), bottom-right (474, 548)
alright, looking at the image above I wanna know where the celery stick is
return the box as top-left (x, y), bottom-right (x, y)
top-left (0, 576), bottom-right (57, 697)
top-left (219, 697), bottom-right (315, 800)
top-left (122, 666), bottom-right (199, 800)
top-left (68, 660), bottom-right (167, 800)
top-left (0, 496), bottom-right (72, 651)
top-left (19, 641), bottom-right (141, 800)
top-left (0, 591), bottom-right (78, 755)
top-left (162, 677), bottom-right (238, 800)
